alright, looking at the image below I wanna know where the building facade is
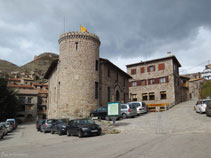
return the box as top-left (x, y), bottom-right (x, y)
top-left (99, 58), bottom-right (131, 107)
top-left (45, 31), bottom-right (131, 118)
top-left (126, 55), bottom-right (182, 107)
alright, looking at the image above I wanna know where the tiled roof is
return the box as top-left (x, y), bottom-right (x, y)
top-left (8, 84), bottom-right (34, 89)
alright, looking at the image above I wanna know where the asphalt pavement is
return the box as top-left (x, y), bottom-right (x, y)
top-left (0, 99), bottom-right (211, 158)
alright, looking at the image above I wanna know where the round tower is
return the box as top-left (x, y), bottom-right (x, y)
top-left (57, 31), bottom-right (100, 118)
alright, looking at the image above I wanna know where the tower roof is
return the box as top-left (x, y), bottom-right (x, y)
top-left (58, 31), bottom-right (100, 45)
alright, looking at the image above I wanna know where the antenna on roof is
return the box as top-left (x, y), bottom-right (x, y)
top-left (64, 17), bottom-right (66, 33)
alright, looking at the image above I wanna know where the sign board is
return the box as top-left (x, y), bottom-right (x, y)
top-left (107, 102), bottom-right (120, 117)
top-left (202, 68), bottom-right (211, 80)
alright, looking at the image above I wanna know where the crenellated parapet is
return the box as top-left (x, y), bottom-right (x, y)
top-left (58, 31), bottom-right (100, 45)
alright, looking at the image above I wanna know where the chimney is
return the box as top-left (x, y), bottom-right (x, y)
top-left (34, 56), bottom-right (38, 61)
top-left (167, 52), bottom-right (172, 56)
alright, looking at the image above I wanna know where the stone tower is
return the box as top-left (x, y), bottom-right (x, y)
top-left (53, 31), bottom-right (101, 118)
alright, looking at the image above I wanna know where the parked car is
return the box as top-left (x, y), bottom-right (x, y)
top-left (0, 124), bottom-right (4, 139)
top-left (51, 118), bottom-right (69, 135)
top-left (129, 102), bottom-right (148, 115)
top-left (0, 123), bottom-right (8, 136)
top-left (40, 119), bottom-right (57, 133)
top-left (5, 122), bottom-right (13, 132)
top-left (120, 104), bottom-right (137, 119)
top-left (67, 119), bottom-right (101, 138)
top-left (36, 119), bottom-right (45, 132)
top-left (6, 119), bottom-right (17, 130)
top-left (90, 107), bottom-right (109, 120)
top-left (206, 100), bottom-right (211, 116)
top-left (195, 99), bottom-right (211, 114)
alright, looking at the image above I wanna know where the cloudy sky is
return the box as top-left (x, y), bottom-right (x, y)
top-left (0, 0), bottom-right (211, 74)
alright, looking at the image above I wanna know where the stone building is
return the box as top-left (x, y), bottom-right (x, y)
top-left (99, 58), bottom-right (131, 107)
top-left (126, 55), bottom-right (183, 108)
top-left (183, 72), bottom-right (204, 99)
top-left (45, 31), bottom-right (131, 118)
top-left (8, 77), bottom-right (48, 121)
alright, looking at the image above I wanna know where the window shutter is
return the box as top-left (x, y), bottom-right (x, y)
top-left (129, 81), bottom-right (132, 87)
top-left (131, 69), bottom-right (136, 75)
top-left (137, 80), bottom-right (141, 86)
top-left (166, 76), bottom-right (169, 82)
top-left (147, 66), bottom-right (150, 72)
top-left (155, 78), bottom-right (159, 84)
top-left (148, 79), bottom-right (151, 85)
top-left (140, 67), bottom-right (145, 73)
top-left (158, 63), bottom-right (165, 70)
top-left (153, 65), bottom-right (156, 71)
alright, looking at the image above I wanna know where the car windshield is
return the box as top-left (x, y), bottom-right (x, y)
top-left (204, 100), bottom-right (211, 105)
top-left (76, 119), bottom-right (95, 125)
top-left (47, 119), bottom-right (56, 124)
top-left (129, 104), bottom-right (136, 109)
top-left (58, 119), bottom-right (69, 123)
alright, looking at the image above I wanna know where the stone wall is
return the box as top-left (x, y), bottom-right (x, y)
top-left (99, 60), bottom-right (130, 107)
top-left (127, 58), bottom-right (179, 105)
top-left (48, 32), bottom-right (100, 118)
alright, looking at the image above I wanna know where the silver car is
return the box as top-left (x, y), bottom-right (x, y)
top-left (121, 104), bottom-right (137, 119)
top-left (129, 102), bottom-right (148, 115)
top-left (0, 124), bottom-right (4, 139)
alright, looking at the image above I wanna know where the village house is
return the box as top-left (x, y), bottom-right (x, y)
top-left (126, 54), bottom-right (188, 110)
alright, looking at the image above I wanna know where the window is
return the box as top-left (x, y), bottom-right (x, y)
top-left (142, 93), bottom-right (148, 101)
top-left (158, 63), bottom-right (165, 70)
top-left (132, 81), bottom-right (137, 87)
top-left (121, 105), bottom-right (127, 109)
top-left (131, 69), bottom-right (136, 75)
top-left (148, 65), bottom-right (155, 72)
top-left (107, 87), bottom-right (110, 102)
top-left (95, 82), bottom-right (98, 99)
top-left (116, 73), bottom-right (118, 81)
top-left (141, 80), bottom-right (146, 86)
top-left (19, 97), bottom-right (25, 104)
top-left (160, 91), bottom-right (167, 99)
top-left (140, 67), bottom-right (145, 73)
top-left (28, 97), bottom-right (32, 104)
top-left (108, 68), bottom-right (110, 77)
top-left (131, 94), bottom-right (137, 101)
top-left (95, 60), bottom-right (98, 71)
top-left (160, 77), bottom-right (166, 83)
top-left (75, 42), bottom-right (78, 50)
top-left (149, 79), bottom-right (155, 85)
top-left (149, 92), bottom-right (155, 100)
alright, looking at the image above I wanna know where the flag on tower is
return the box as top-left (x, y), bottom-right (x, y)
top-left (80, 25), bottom-right (88, 32)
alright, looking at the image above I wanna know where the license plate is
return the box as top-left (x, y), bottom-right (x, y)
top-left (91, 130), bottom-right (98, 132)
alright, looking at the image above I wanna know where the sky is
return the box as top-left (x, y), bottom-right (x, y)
top-left (0, 0), bottom-right (211, 74)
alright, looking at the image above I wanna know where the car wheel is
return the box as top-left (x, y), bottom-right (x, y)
top-left (97, 131), bottom-right (101, 136)
top-left (67, 130), bottom-right (71, 136)
top-left (51, 129), bottom-right (54, 134)
top-left (78, 130), bottom-right (83, 138)
top-left (199, 109), bottom-right (202, 114)
top-left (122, 113), bottom-right (127, 119)
top-left (105, 116), bottom-right (110, 121)
top-left (58, 130), bottom-right (62, 136)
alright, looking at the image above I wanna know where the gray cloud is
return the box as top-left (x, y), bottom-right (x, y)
top-left (0, 0), bottom-right (211, 73)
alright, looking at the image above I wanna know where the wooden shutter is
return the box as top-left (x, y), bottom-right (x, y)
top-left (129, 81), bottom-right (132, 87)
top-left (137, 80), bottom-right (141, 86)
top-left (166, 76), bottom-right (169, 82)
top-left (158, 63), bottom-right (165, 70)
top-left (147, 66), bottom-right (150, 72)
top-left (131, 69), bottom-right (136, 75)
top-left (140, 67), bottom-right (145, 73)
